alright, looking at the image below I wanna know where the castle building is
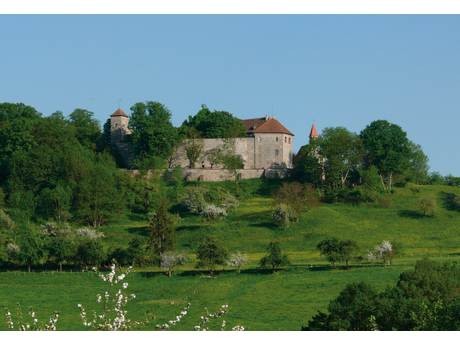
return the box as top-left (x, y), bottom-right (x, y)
top-left (110, 109), bottom-right (296, 181)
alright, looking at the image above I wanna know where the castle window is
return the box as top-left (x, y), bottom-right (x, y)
top-left (288, 137), bottom-right (291, 144)
top-left (284, 136), bottom-right (287, 143)
top-left (276, 137), bottom-right (279, 142)
top-left (275, 149), bottom-right (279, 156)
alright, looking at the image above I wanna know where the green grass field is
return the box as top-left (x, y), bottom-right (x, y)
top-left (1, 182), bottom-right (459, 330)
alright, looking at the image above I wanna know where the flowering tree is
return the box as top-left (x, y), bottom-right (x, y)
top-left (227, 252), bottom-right (248, 273)
top-left (160, 252), bottom-right (187, 277)
top-left (4, 304), bottom-right (59, 331)
top-left (77, 264), bottom-right (141, 330)
top-left (367, 240), bottom-right (395, 265)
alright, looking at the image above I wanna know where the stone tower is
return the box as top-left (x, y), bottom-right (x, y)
top-left (110, 108), bottom-right (133, 167)
top-left (110, 108), bottom-right (131, 144)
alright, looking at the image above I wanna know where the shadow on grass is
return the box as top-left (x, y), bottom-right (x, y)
top-left (250, 221), bottom-right (278, 230)
top-left (127, 226), bottom-right (149, 236)
top-left (127, 213), bottom-right (148, 222)
top-left (176, 224), bottom-right (210, 233)
top-left (398, 210), bottom-right (424, 219)
top-left (440, 192), bottom-right (460, 211)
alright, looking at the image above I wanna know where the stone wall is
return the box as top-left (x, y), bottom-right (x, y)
top-left (172, 137), bottom-right (256, 169)
top-left (183, 168), bottom-right (265, 182)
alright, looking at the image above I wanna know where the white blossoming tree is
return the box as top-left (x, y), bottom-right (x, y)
top-left (77, 264), bottom-right (142, 330)
top-left (367, 240), bottom-right (395, 265)
top-left (227, 252), bottom-right (248, 273)
top-left (4, 304), bottom-right (59, 331)
top-left (160, 252), bottom-right (187, 277)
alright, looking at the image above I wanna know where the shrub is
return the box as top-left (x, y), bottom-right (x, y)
top-left (200, 204), bottom-right (227, 220)
top-left (272, 203), bottom-right (298, 228)
top-left (376, 195), bottom-right (392, 208)
top-left (180, 186), bottom-right (238, 219)
top-left (75, 227), bottom-right (105, 240)
top-left (419, 197), bottom-right (436, 217)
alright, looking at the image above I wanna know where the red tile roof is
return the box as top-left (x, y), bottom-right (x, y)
top-left (111, 108), bottom-right (128, 117)
top-left (309, 123), bottom-right (319, 139)
top-left (241, 116), bottom-right (294, 136)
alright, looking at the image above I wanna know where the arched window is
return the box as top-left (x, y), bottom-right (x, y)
top-left (276, 137), bottom-right (279, 142)
top-left (284, 136), bottom-right (287, 143)
top-left (275, 149), bottom-right (279, 156)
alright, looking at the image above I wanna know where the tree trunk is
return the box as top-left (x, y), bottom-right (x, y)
top-left (59, 262), bottom-right (63, 272)
top-left (28, 265), bottom-right (31, 273)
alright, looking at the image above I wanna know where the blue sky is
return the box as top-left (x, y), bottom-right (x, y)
top-left (1, 15), bottom-right (459, 175)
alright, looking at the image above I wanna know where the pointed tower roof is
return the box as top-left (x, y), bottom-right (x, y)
top-left (111, 108), bottom-right (128, 117)
top-left (309, 123), bottom-right (319, 140)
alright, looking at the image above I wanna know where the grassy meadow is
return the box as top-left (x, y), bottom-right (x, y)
top-left (1, 181), bottom-right (459, 330)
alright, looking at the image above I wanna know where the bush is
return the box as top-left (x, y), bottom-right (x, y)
top-left (200, 204), bottom-right (227, 220)
top-left (180, 186), bottom-right (238, 219)
top-left (272, 203), bottom-right (298, 228)
top-left (419, 197), bottom-right (436, 217)
top-left (376, 195), bottom-right (392, 208)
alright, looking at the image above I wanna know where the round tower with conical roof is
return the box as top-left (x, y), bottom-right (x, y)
top-left (110, 108), bottom-right (131, 143)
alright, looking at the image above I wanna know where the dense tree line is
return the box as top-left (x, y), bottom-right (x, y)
top-left (303, 259), bottom-right (460, 330)
top-left (292, 120), bottom-right (431, 203)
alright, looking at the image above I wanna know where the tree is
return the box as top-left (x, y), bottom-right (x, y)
top-left (16, 230), bottom-right (45, 272)
top-left (317, 238), bottom-right (341, 267)
top-left (38, 184), bottom-right (72, 222)
top-left (304, 260), bottom-right (460, 331)
top-left (184, 138), bottom-right (203, 168)
top-left (303, 282), bottom-right (380, 330)
top-left (292, 142), bottom-right (323, 186)
top-left (160, 252), bottom-right (186, 277)
top-left (75, 240), bottom-right (105, 269)
top-left (220, 152), bottom-right (244, 181)
top-left (259, 241), bottom-right (290, 272)
top-left (47, 236), bottom-right (76, 271)
top-left (227, 252), bottom-right (248, 273)
top-left (129, 101), bottom-right (179, 167)
top-left (148, 199), bottom-right (176, 259)
top-left (181, 105), bottom-right (246, 139)
top-left (318, 127), bottom-right (364, 189)
top-left (195, 236), bottom-right (228, 274)
top-left (338, 240), bottom-right (359, 268)
top-left (75, 154), bottom-right (122, 227)
top-left (273, 182), bottom-right (318, 217)
top-left (367, 240), bottom-right (396, 265)
top-left (68, 108), bottom-right (101, 150)
top-left (405, 141), bottom-right (429, 184)
top-left (360, 120), bottom-right (411, 191)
